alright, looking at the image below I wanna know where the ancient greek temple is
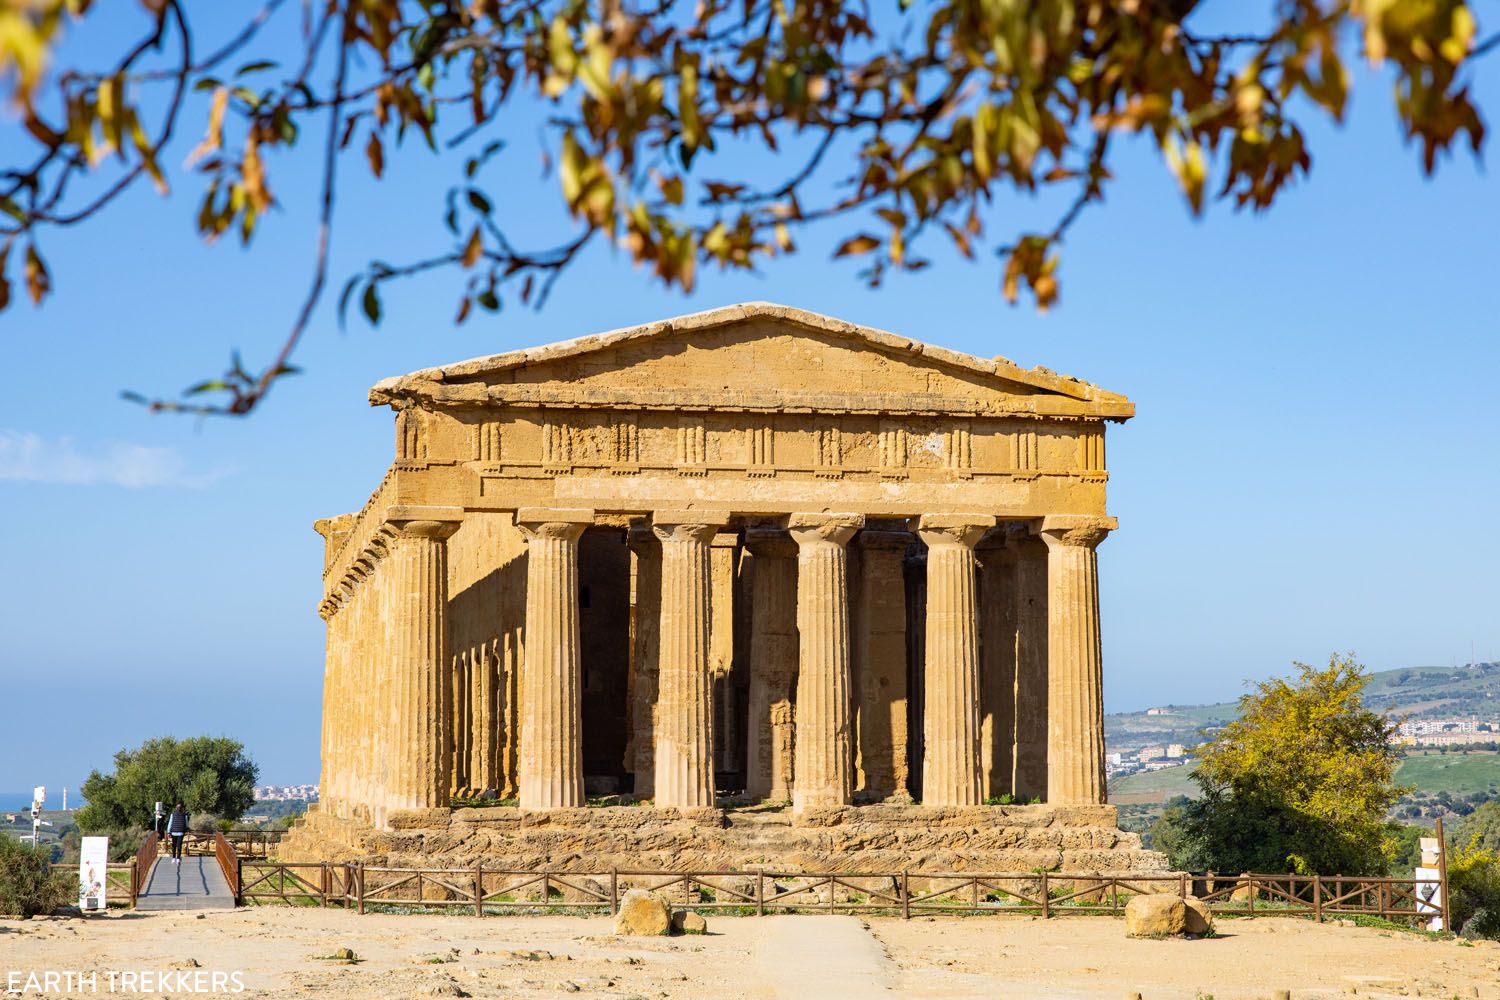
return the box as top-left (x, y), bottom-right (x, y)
top-left (314, 303), bottom-right (1132, 830)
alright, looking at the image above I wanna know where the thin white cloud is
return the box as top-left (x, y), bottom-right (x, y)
top-left (0, 430), bottom-right (231, 489)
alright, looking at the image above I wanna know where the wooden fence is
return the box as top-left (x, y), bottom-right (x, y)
top-left (230, 862), bottom-right (1448, 926)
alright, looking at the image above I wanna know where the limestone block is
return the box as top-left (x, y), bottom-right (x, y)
top-left (1184, 896), bottom-right (1214, 936)
top-left (614, 890), bottom-right (672, 936)
top-left (1124, 894), bottom-right (1187, 938)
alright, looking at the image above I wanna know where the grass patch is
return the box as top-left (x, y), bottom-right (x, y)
top-left (451, 796), bottom-right (518, 808)
top-left (1395, 753), bottom-right (1500, 797)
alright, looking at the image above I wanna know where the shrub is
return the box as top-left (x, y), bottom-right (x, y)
top-left (0, 836), bottom-right (72, 918)
top-left (1448, 841), bottom-right (1500, 941)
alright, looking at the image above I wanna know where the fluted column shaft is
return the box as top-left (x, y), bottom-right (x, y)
top-left (745, 531), bottom-right (799, 800)
top-left (1040, 517), bottom-right (1113, 806)
top-left (386, 517), bottom-right (460, 812)
top-left (709, 532), bottom-right (740, 774)
top-left (853, 531), bottom-right (910, 800)
top-left (653, 515), bottom-right (724, 808)
top-left (976, 533), bottom-right (1018, 801)
top-left (917, 514), bottom-right (995, 807)
top-left (318, 598), bottom-right (343, 817)
top-left (1011, 531), bottom-right (1050, 800)
top-left (517, 509), bottom-right (592, 810)
top-left (626, 526), bottom-right (662, 798)
top-left (369, 555), bottom-right (391, 825)
top-left (789, 513), bottom-right (863, 811)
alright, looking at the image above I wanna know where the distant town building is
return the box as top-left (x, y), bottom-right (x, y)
top-left (1138, 744), bottom-right (1166, 761)
top-left (1394, 717), bottom-right (1498, 747)
top-left (1145, 707), bottom-right (1174, 716)
top-left (253, 784), bottom-right (320, 802)
top-left (1166, 744), bottom-right (1186, 758)
top-left (1398, 717), bottom-right (1485, 737)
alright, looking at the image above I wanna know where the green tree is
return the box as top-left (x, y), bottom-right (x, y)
top-left (1456, 800), bottom-right (1500, 853)
top-left (76, 736), bottom-right (258, 833)
top-left (1161, 654), bottom-right (1407, 875)
top-left (0, 1), bottom-right (1491, 416)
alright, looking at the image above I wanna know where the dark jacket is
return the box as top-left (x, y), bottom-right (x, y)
top-left (166, 810), bottom-right (189, 835)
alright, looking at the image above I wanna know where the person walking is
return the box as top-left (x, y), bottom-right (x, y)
top-left (166, 804), bottom-right (188, 864)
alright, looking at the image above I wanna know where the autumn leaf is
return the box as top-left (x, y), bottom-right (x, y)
top-left (834, 234), bottom-right (881, 257)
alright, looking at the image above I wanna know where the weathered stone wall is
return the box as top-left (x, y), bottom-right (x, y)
top-left (280, 803), bottom-right (1168, 876)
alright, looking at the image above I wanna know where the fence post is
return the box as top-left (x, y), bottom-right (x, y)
top-left (129, 860), bottom-right (137, 907)
top-left (1041, 872), bottom-right (1050, 919)
top-left (236, 857), bottom-right (243, 906)
top-left (1436, 814), bottom-right (1451, 933)
top-left (1247, 875), bottom-right (1255, 913)
top-left (356, 862), bottom-right (365, 915)
top-left (321, 863), bottom-right (329, 908)
top-left (757, 871), bottom-right (765, 917)
top-left (609, 868), bottom-right (618, 915)
top-left (900, 871), bottom-right (909, 920)
top-left (1179, 872), bottom-right (1187, 901)
top-left (1313, 873), bottom-right (1322, 922)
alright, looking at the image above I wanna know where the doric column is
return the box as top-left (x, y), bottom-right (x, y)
top-left (1039, 515), bottom-right (1113, 806)
top-left (853, 530), bottom-right (910, 800)
top-left (652, 512), bottom-right (729, 808)
top-left (976, 530), bottom-right (1018, 801)
top-left (626, 525), bottom-right (661, 798)
top-left (916, 513), bottom-right (996, 807)
top-left (384, 507), bottom-right (463, 812)
top-left (516, 508), bottom-right (593, 810)
top-left (1010, 527), bottom-right (1049, 800)
top-left (318, 593), bottom-right (345, 818)
top-left (788, 513), bottom-right (864, 811)
top-left (709, 532), bottom-right (740, 775)
top-left (744, 529), bottom-right (799, 801)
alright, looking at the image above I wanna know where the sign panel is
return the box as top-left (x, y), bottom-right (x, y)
top-left (79, 836), bottom-right (109, 912)
top-left (1415, 865), bottom-right (1443, 932)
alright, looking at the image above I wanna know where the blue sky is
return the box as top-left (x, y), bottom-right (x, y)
top-left (2, 6), bottom-right (1497, 799)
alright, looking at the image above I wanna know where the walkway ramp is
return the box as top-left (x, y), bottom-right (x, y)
top-left (135, 855), bottom-right (236, 911)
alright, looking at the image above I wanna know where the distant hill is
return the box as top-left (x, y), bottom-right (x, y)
top-left (1107, 661), bottom-right (1500, 751)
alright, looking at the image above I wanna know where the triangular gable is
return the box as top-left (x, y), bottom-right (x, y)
top-left (369, 302), bottom-right (1133, 419)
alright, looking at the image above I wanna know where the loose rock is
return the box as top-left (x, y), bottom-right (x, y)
top-left (613, 889), bottom-right (671, 936)
top-left (671, 910), bottom-right (708, 934)
top-left (1124, 894), bottom-right (1187, 938)
top-left (1183, 896), bottom-right (1214, 936)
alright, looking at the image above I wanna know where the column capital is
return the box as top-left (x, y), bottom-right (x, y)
top-left (1037, 514), bottom-right (1116, 550)
top-left (788, 512), bottom-right (864, 547)
top-left (516, 507), bottom-right (594, 542)
top-left (390, 520), bottom-right (462, 542)
top-left (386, 505), bottom-right (463, 541)
top-left (745, 527), bottom-right (798, 559)
top-left (917, 513), bottom-right (995, 549)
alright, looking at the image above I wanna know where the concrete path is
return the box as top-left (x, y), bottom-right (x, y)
top-left (756, 916), bottom-right (894, 998)
top-left (135, 856), bottom-right (236, 911)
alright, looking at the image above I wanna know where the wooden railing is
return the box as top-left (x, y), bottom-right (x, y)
top-left (212, 830), bottom-right (240, 900)
top-left (230, 863), bottom-right (1448, 926)
top-left (132, 832), bottom-right (159, 901)
top-left (173, 829), bottom-right (284, 858)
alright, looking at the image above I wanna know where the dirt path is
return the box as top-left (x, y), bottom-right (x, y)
top-left (3, 907), bottom-right (1498, 999)
top-left (755, 916), bottom-right (893, 998)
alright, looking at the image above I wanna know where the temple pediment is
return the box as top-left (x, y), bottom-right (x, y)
top-left (369, 302), bottom-right (1133, 421)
